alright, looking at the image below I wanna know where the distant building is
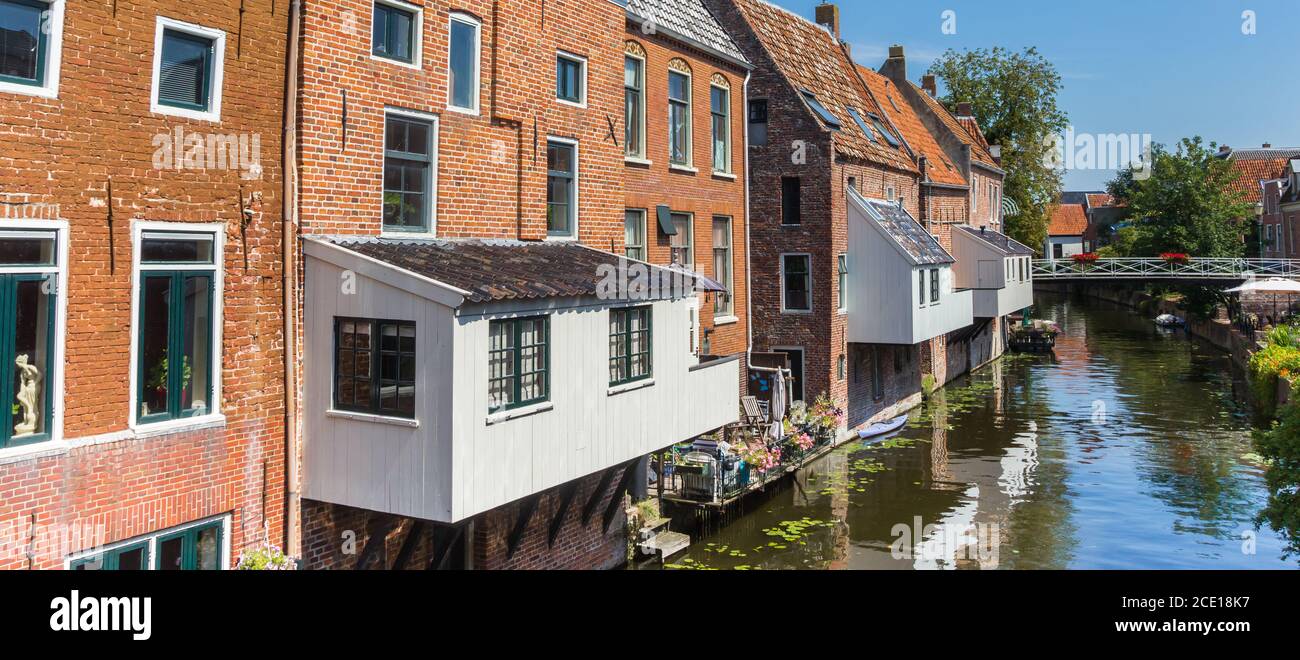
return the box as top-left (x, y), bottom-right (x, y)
top-left (1046, 204), bottom-right (1088, 260)
top-left (1216, 145), bottom-right (1300, 258)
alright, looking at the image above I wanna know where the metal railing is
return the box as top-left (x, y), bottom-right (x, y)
top-left (1032, 258), bottom-right (1300, 280)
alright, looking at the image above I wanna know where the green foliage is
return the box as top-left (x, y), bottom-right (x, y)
top-left (1105, 136), bottom-right (1252, 258)
top-left (1248, 341), bottom-right (1300, 419)
top-left (927, 47), bottom-right (1069, 252)
top-left (1254, 401), bottom-right (1300, 558)
top-left (235, 543), bottom-right (297, 570)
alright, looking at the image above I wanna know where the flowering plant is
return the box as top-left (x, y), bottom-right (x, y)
top-left (1160, 252), bottom-right (1189, 264)
top-left (737, 440), bottom-right (782, 473)
top-left (793, 432), bottom-right (815, 451)
top-left (1071, 252), bottom-right (1100, 264)
top-left (236, 543), bottom-right (298, 570)
top-left (808, 392), bottom-right (844, 432)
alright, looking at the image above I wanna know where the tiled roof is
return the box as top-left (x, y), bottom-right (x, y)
top-left (1226, 148), bottom-right (1300, 161)
top-left (855, 65), bottom-right (964, 186)
top-left (322, 237), bottom-right (692, 304)
top-left (1225, 156), bottom-right (1291, 204)
top-left (855, 194), bottom-right (955, 265)
top-left (909, 85), bottom-right (999, 169)
top-left (729, 0), bottom-right (914, 172)
top-left (1048, 204), bottom-right (1088, 236)
top-left (954, 225), bottom-right (1034, 255)
top-left (1085, 193), bottom-right (1118, 208)
top-left (956, 115), bottom-right (990, 151)
top-left (625, 0), bottom-right (748, 64)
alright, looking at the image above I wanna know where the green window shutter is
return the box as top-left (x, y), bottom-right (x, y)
top-left (158, 29), bottom-right (213, 110)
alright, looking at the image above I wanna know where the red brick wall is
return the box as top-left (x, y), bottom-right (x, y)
top-left (622, 29), bottom-right (750, 363)
top-left (0, 0), bottom-right (286, 568)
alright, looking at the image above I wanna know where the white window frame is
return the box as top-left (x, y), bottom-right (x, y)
top-left (556, 50), bottom-right (588, 108)
top-left (64, 513), bottom-right (231, 570)
top-left (624, 209), bottom-right (646, 261)
top-left (446, 11), bottom-right (480, 115)
top-left (712, 215), bottom-right (735, 320)
top-left (0, 219), bottom-right (68, 458)
top-left (837, 253), bottom-right (848, 313)
top-left (370, 0), bottom-right (423, 70)
top-left (0, 0), bottom-right (64, 99)
top-left (710, 82), bottom-right (731, 175)
top-left (546, 136), bottom-right (579, 241)
top-left (379, 106), bottom-right (440, 238)
top-left (668, 69), bottom-right (693, 169)
top-left (127, 221), bottom-right (225, 435)
top-left (624, 51), bottom-right (647, 161)
top-left (780, 252), bottom-right (812, 314)
top-left (149, 16), bottom-right (226, 122)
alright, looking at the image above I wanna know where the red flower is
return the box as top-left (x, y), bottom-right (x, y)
top-left (1072, 252), bottom-right (1100, 263)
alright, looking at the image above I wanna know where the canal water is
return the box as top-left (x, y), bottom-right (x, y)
top-left (666, 292), bottom-right (1295, 569)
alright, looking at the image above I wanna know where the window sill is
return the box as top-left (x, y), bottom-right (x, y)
top-left (0, 439), bottom-right (70, 466)
top-left (712, 171), bottom-right (737, 180)
top-left (326, 409), bottom-right (420, 429)
top-left (446, 104), bottom-right (480, 117)
top-left (781, 309), bottom-right (813, 315)
top-left (130, 413), bottom-right (227, 440)
top-left (370, 54), bottom-right (423, 71)
top-left (608, 378), bottom-right (654, 396)
top-left (557, 98), bottom-right (588, 109)
top-left (624, 156), bottom-right (653, 167)
top-left (485, 401), bottom-right (554, 426)
top-left (380, 230), bottom-right (438, 240)
top-left (669, 164), bottom-right (698, 174)
top-left (713, 315), bottom-right (739, 326)
top-left (150, 101), bottom-right (220, 123)
top-left (0, 80), bottom-right (58, 100)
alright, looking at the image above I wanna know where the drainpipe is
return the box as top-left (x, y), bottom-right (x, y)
top-left (282, 0), bottom-right (302, 558)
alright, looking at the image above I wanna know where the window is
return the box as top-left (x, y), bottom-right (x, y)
top-left (871, 347), bottom-right (884, 400)
top-left (333, 318), bottom-right (416, 419)
top-left (869, 113), bottom-right (900, 147)
top-left (72, 518), bottom-right (225, 571)
top-left (151, 18), bottom-right (225, 121)
top-left (448, 12), bottom-right (480, 113)
top-left (624, 55), bottom-right (644, 157)
top-left (669, 70), bottom-right (691, 165)
top-left (782, 177), bottom-right (801, 225)
top-left (782, 254), bottom-right (811, 312)
top-left (670, 213), bottom-right (693, 266)
top-left (0, 229), bottom-right (57, 448)
top-left (929, 268), bottom-right (940, 303)
top-left (488, 316), bottom-right (549, 412)
top-left (711, 84), bottom-right (730, 173)
top-left (886, 185), bottom-right (896, 202)
top-left (556, 51), bottom-right (586, 105)
top-left (837, 253), bottom-right (848, 312)
top-left (624, 210), bottom-right (645, 261)
top-left (800, 90), bottom-right (841, 129)
top-left (748, 99), bottom-right (768, 146)
top-left (383, 112), bottom-right (436, 233)
top-left (1019, 258), bottom-right (1025, 282)
top-left (0, 0), bottom-right (62, 97)
top-left (372, 0), bottom-right (418, 64)
top-left (609, 306), bottom-right (652, 386)
top-left (546, 140), bottom-right (577, 238)
top-left (918, 270), bottom-right (926, 307)
top-left (846, 107), bottom-right (876, 142)
top-left (136, 230), bottom-right (218, 426)
top-left (837, 353), bottom-right (846, 381)
top-left (1052, 243), bottom-right (1063, 259)
top-left (847, 176), bottom-right (857, 192)
top-left (713, 217), bottom-right (733, 316)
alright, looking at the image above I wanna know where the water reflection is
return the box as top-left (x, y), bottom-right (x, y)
top-left (667, 292), bottom-right (1293, 570)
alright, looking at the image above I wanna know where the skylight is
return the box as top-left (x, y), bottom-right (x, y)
top-left (846, 107), bottom-right (876, 143)
top-left (800, 90), bottom-right (841, 129)
top-left (869, 113), bottom-right (901, 147)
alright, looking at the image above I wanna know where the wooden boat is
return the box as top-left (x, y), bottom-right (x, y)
top-left (858, 414), bottom-right (909, 440)
top-left (1154, 313), bottom-right (1184, 327)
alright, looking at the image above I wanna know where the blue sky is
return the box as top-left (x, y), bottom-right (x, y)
top-left (769, 0), bottom-right (1300, 191)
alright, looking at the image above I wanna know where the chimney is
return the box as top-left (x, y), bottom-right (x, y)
top-left (1219, 145), bottom-right (1232, 155)
top-left (989, 144), bottom-right (1002, 165)
top-left (815, 3), bottom-right (840, 39)
top-left (921, 74), bottom-right (937, 97)
top-left (880, 44), bottom-right (906, 82)
top-left (956, 102), bottom-right (973, 116)
top-left (1263, 143), bottom-right (1272, 148)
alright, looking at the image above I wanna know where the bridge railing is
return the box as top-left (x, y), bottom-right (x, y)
top-left (1032, 257), bottom-right (1300, 280)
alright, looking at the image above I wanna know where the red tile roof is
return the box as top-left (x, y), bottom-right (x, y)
top-left (855, 65), bottom-right (965, 186)
top-left (1225, 157), bottom-right (1289, 204)
top-left (1048, 204), bottom-right (1088, 236)
top-left (729, 0), bottom-right (915, 173)
top-left (909, 86), bottom-right (998, 168)
top-left (1085, 193), bottom-right (1118, 208)
top-left (956, 115), bottom-right (991, 151)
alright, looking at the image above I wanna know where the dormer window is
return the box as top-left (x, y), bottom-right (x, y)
top-left (846, 107), bottom-right (876, 143)
top-left (800, 90), bottom-right (841, 129)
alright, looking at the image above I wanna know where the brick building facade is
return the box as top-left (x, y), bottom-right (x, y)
top-left (0, 0), bottom-right (288, 569)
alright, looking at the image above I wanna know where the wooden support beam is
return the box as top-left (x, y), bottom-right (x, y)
top-left (581, 466), bottom-right (618, 526)
top-left (547, 482), bottom-right (580, 548)
top-left (505, 494), bottom-right (542, 560)
top-left (354, 517), bottom-right (397, 570)
top-left (602, 462), bottom-right (639, 533)
top-left (427, 524), bottom-right (465, 571)
top-left (391, 520), bottom-right (426, 570)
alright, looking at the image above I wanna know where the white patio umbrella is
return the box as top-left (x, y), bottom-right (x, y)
top-left (1225, 277), bottom-right (1300, 320)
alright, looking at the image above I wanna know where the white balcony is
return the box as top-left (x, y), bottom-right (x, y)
top-left (845, 190), bottom-right (974, 344)
top-left (951, 225), bottom-right (1035, 318)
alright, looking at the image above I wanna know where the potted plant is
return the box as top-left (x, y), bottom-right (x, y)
top-left (1072, 252), bottom-right (1099, 271)
top-left (1160, 252), bottom-right (1189, 267)
top-left (235, 542), bottom-right (298, 570)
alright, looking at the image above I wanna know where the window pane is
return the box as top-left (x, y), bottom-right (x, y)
top-left (784, 255), bottom-right (809, 310)
top-left (181, 275), bottom-right (212, 415)
top-left (0, 0), bottom-right (44, 83)
top-left (373, 3), bottom-right (414, 62)
top-left (670, 103), bottom-right (688, 164)
top-left (624, 211), bottom-right (643, 260)
top-left (670, 214), bottom-right (691, 265)
top-left (158, 536), bottom-right (183, 570)
top-left (557, 56), bottom-right (582, 102)
top-left (140, 275), bottom-right (172, 418)
top-left (141, 235), bottom-right (213, 264)
top-left (0, 233), bottom-right (55, 265)
top-left (158, 30), bottom-right (212, 109)
top-left (668, 72), bottom-right (688, 101)
top-left (449, 18), bottom-right (477, 108)
top-left (195, 526), bottom-right (220, 570)
top-left (11, 277), bottom-right (50, 438)
top-left (117, 546), bottom-right (147, 570)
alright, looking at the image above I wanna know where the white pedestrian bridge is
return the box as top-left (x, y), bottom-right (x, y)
top-left (1032, 257), bottom-right (1300, 282)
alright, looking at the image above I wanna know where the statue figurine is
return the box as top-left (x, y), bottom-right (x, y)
top-left (14, 353), bottom-right (40, 436)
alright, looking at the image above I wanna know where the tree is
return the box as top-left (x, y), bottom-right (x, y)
top-left (1255, 400), bottom-right (1300, 559)
top-left (1105, 136), bottom-right (1251, 257)
top-left (928, 47), bottom-right (1068, 251)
